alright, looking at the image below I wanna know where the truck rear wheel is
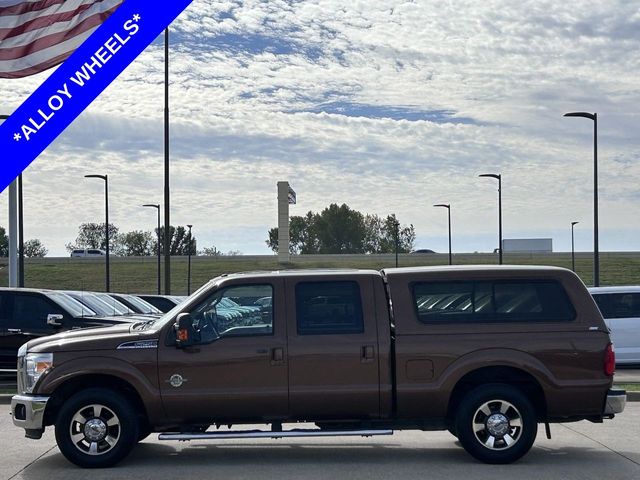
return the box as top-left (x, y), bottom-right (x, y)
top-left (455, 384), bottom-right (537, 464)
top-left (55, 388), bottom-right (139, 468)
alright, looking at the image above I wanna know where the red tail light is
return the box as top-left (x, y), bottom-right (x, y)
top-left (604, 343), bottom-right (615, 376)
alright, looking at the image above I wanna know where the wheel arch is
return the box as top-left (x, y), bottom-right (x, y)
top-left (44, 374), bottom-right (149, 429)
top-left (447, 365), bottom-right (548, 422)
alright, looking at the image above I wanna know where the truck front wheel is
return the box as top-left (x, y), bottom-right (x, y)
top-left (455, 384), bottom-right (537, 464)
top-left (54, 388), bottom-right (139, 468)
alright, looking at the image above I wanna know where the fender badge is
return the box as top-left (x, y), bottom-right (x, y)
top-left (167, 374), bottom-right (187, 388)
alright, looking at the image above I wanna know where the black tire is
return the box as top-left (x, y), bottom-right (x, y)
top-left (455, 384), bottom-right (537, 464)
top-left (55, 388), bottom-right (139, 468)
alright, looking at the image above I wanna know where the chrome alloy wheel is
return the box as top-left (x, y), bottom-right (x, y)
top-left (472, 399), bottom-right (523, 450)
top-left (69, 404), bottom-right (121, 456)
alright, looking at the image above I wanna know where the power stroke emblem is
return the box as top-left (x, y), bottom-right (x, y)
top-left (167, 374), bottom-right (186, 388)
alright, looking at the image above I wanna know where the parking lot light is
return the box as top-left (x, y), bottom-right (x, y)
top-left (433, 204), bottom-right (452, 265)
top-left (143, 204), bottom-right (161, 294)
top-left (564, 111), bottom-right (599, 286)
top-left (479, 173), bottom-right (502, 264)
top-left (571, 221), bottom-right (579, 272)
top-left (84, 174), bottom-right (109, 292)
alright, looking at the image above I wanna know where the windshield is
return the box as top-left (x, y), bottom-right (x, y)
top-left (122, 295), bottom-right (163, 314)
top-left (47, 292), bottom-right (97, 317)
top-left (94, 293), bottom-right (132, 315)
top-left (66, 292), bottom-right (122, 316)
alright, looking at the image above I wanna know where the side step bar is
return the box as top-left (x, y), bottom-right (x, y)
top-left (159, 429), bottom-right (394, 441)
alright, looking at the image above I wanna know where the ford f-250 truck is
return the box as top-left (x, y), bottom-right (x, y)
top-left (11, 266), bottom-right (626, 468)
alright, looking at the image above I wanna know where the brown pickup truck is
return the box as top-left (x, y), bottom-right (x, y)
top-left (11, 266), bottom-right (626, 468)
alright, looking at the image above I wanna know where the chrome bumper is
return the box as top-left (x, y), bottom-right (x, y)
top-left (11, 394), bottom-right (50, 433)
top-left (604, 389), bottom-right (626, 415)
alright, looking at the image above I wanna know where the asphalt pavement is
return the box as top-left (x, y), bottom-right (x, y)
top-left (2, 403), bottom-right (639, 480)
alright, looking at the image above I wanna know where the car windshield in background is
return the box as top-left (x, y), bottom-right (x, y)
top-left (122, 295), bottom-right (162, 314)
top-left (65, 292), bottom-right (124, 317)
top-left (94, 293), bottom-right (132, 315)
top-left (47, 292), bottom-right (97, 317)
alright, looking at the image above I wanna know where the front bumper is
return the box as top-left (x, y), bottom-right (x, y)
top-left (604, 388), bottom-right (626, 415)
top-left (11, 394), bottom-right (50, 437)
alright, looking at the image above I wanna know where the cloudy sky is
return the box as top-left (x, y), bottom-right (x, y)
top-left (1, 0), bottom-right (639, 256)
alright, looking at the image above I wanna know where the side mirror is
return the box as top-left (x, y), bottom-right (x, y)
top-left (47, 314), bottom-right (64, 327)
top-left (174, 313), bottom-right (196, 348)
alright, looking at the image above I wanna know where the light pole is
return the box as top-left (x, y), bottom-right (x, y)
top-left (187, 224), bottom-right (193, 295)
top-left (143, 204), bottom-right (161, 294)
top-left (571, 221), bottom-right (579, 272)
top-left (479, 173), bottom-right (502, 264)
top-left (564, 111), bottom-right (599, 286)
top-left (394, 219), bottom-right (399, 268)
top-left (85, 174), bottom-right (109, 292)
top-left (433, 204), bottom-right (452, 265)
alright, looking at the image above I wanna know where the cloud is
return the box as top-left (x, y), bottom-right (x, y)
top-left (1, 0), bottom-right (639, 257)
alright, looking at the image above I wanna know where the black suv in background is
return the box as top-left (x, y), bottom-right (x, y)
top-left (0, 288), bottom-right (132, 370)
top-left (137, 294), bottom-right (185, 313)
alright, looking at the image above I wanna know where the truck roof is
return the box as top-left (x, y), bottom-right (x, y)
top-left (215, 265), bottom-right (572, 283)
top-left (383, 265), bottom-right (571, 275)
top-left (217, 268), bottom-right (382, 281)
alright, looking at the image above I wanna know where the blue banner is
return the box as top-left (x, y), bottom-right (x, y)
top-left (0, 0), bottom-right (193, 192)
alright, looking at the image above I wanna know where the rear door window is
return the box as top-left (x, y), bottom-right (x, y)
top-left (295, 281), bottom-right (364, 335)
top-left (413, 280), bottom-right (575, 324)
top-left (593, 293), bottom-right (640, 319)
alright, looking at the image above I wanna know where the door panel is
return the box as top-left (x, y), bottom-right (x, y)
top-left (1, 293), bottom-right (58, 369)
top-left (286, 276), bottom-right (380, 419)
top-left (158, 280), bottom-right (288, 423)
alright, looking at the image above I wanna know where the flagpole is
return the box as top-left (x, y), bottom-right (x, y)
top-left (163, 27), bottom-right (171, 295)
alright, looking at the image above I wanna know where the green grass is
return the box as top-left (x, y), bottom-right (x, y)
top-left (0, 251), bottom-right (639, 295)
top-left (613, 383), bottom-right (640, 391)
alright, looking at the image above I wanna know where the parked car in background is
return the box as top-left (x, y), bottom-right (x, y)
top-left (70, 249), bottom-right (106, 258)
top-left (108, 293), bottom-right (163, 316)
top-left (136, 294), bottom-right (185, 313)
top-left (64, 291), bottom-right (156, 322)
top-left (0, 288), bottom-right (132, 370)
top-left (589, 286), bottom-right (640, 365)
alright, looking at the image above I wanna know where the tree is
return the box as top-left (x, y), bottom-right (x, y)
top-left (379, 214), bottom-right (416, 253)
top-left (116, 230), bottom-right (155, 256)
top-left (266, 204), bottom-right (415, 254)
top-left (23, 239), bottom-right (48, 257)
top-left (315, 204), bottom-right (367, 254)
top-left (266, 212), bottom-right (319, 254)
top-left (0, 226), bottom-right (7, 257)
top-left (66, 223), bottom-right (120, 252)
top-left (199, 245), bottom-right (221, 256)
top-left (156, 226), bottom-right (196, 256)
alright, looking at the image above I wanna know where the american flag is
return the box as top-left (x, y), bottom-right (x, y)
top-left (0, 0), bottom-right (124, 78)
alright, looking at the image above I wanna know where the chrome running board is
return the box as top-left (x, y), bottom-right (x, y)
top-left (159, 429), bottom-right (393, 441)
